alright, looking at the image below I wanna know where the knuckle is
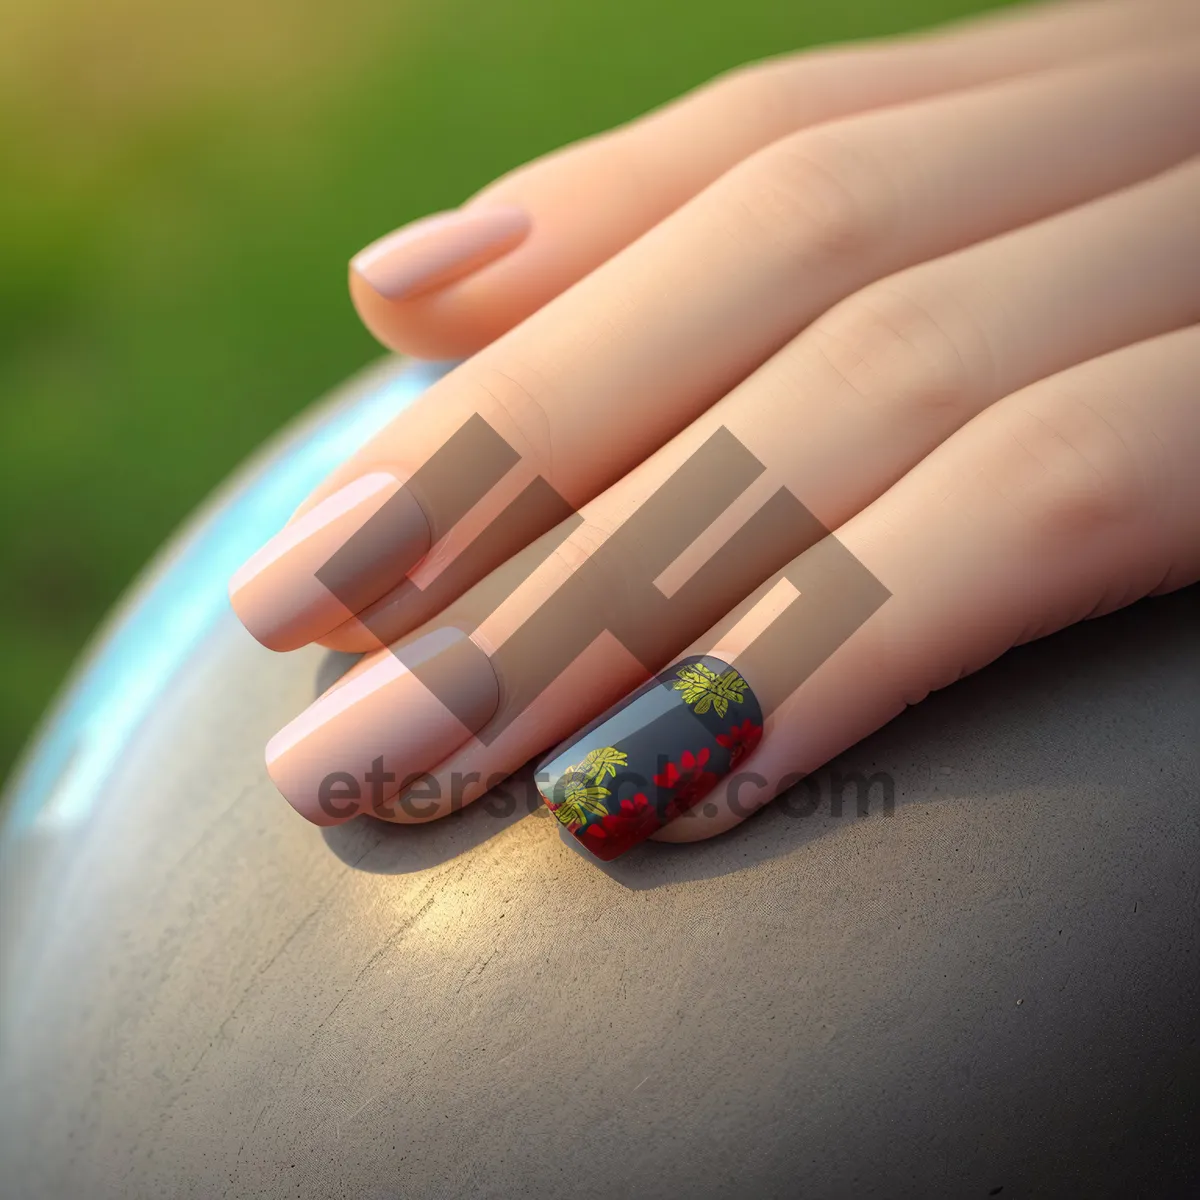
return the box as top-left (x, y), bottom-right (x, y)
top-left (703, 59), bottom-right (777, 106)
top-left (457, 360), bottom-right (556, 471)
top-left (699, 45), bottom-right (873, 149)
top-left (548, 516), bottom-right (621, 576)
top-left (725, 126), bottom-right (891, 263)
top-left (865, 597), bottom-right (983, 716)
top-left (866, 603), bottom-right (946, 710)
top-left (699, 57), bottom-right (808, 138)
top-left (810, 281), bottom-right (988, 424)
top-left (990, 389), bottom-right (1148, 544)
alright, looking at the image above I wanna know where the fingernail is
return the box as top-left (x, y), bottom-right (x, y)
top-left (229, 472), bottom-right (430, 651)
top-left (350, 206), bottom-right (532, 301)
top-left (266, 626), bottom-right (499, 826)
top-left (537, 655), bottom-right (764, 862)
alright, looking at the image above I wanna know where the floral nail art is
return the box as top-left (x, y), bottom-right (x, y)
top-left (716, 718), bottom-right (762, 768)
top-left (538, 655), bottom-right (763, 862)
top-left (670, 661), bottom-right (748, 716)
top-left (549, 746), bottom-right (628, 827)
top-left (652, 749), bottom-right (718, 806)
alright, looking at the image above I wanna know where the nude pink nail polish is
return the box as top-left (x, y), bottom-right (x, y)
top-left (350, 206), bottom-right (532, 301)
top-left (229, 471), bottom-right (430, 652)
top-left (265, 626), bottom-right (499, 825)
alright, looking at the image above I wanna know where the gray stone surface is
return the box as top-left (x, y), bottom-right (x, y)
top-left (1, 363), bottom-right (1197, 1199)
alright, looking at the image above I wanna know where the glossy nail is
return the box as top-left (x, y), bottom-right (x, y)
top-left (266, 626), bottom-right (499, 826)
top-left (537, 655), bottom-right (764, 861)
top-left (229, 471), bottom-right (430, 652)
top-left (351, 206), bottom-right (532, 301)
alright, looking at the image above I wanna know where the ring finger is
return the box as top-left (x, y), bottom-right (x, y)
top-left (262, 158), bottom-right (1200, 824)
top-left (638, 325), bottom-right (1200, 850)
top-left (231, 42), bottom-right (1200, 655)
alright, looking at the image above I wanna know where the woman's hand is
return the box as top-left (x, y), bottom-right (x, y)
top-left (230, 0), bottom-right (1200, 860)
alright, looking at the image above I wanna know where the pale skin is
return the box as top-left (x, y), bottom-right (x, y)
top-left (230, 0), bottom-right (1200, 848)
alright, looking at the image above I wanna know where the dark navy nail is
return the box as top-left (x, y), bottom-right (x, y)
top-left (537, 655), bottom-right (764, 861)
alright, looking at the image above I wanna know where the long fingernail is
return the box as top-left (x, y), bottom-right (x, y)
top-left (229, 472), bottom-right (430, 651)
top-left (537, 655), bottom-right (764, 862)
top-left (350, 206), bottom-right (532, 301)
top-left (266, 626), bottom-right (499, 826)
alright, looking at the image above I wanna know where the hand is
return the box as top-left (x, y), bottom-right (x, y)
top-left (230, 0), bottom-right (1200, 861)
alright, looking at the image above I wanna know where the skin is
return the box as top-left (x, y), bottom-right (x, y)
top-left (232, 0), bottom-right (1200, 847)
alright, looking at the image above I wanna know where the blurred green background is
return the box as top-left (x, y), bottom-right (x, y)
top-left (0, 0), bottom-right (1014, 786)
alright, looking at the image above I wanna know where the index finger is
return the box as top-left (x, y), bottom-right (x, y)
top-left (353, 0), bottom-right (1200, 359)
top-left (230, 42), bottom-right (1200, 652)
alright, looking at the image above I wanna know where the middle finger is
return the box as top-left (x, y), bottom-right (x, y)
top-left (233, 42), bottom-right (1200, 654)
top-left (265, 154), bottom-right (1200, 823)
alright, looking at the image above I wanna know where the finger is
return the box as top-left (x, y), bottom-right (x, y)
top-left (640, 325), bottom-right (1200, 851)
top-left (329, 122), bottom-right (1200, 661)
top-left (350, 0), bottom-right (1200, 360)
top-left (262, 155), bottom-right (1200, 826)
top-left (347, 156), bottom-right (1200, 656)
top-left (231, 42), bottom-right (1200, 654)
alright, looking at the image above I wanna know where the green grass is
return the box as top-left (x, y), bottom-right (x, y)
top-left (0, 0), bottom-right (1014, 784)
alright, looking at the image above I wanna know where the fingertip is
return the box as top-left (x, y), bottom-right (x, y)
top-left (350, 206), bottom-right (532, 301)
top-left (348, 205), bottom-right (533, 357)
top-left (347, 261), bottom-right (519, 359)
top-left (227, 471), bottom-right (428, 652)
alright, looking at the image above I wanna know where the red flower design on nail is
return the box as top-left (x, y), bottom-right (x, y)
top-left (715, 719), bottom-right (763, 767)
top-left (577, 792), bottom-right (656, 860)
top-left (652, 747), bottom-right (718, 810)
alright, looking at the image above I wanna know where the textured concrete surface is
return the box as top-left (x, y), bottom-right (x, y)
top-left (1, 585), bottom-right (1196, 1198)
top-left (1, 395), bottom-right (1197, 1197)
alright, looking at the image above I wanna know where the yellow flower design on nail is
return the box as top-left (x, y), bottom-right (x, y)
top-left (575, 746), bottom-right (627, 783)
top-left (551, 785), bottom-right (610, 830)
top-left (549, 746), bottom-right (627, 828)
top-left (671, 663), bottom-right (747, 718)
